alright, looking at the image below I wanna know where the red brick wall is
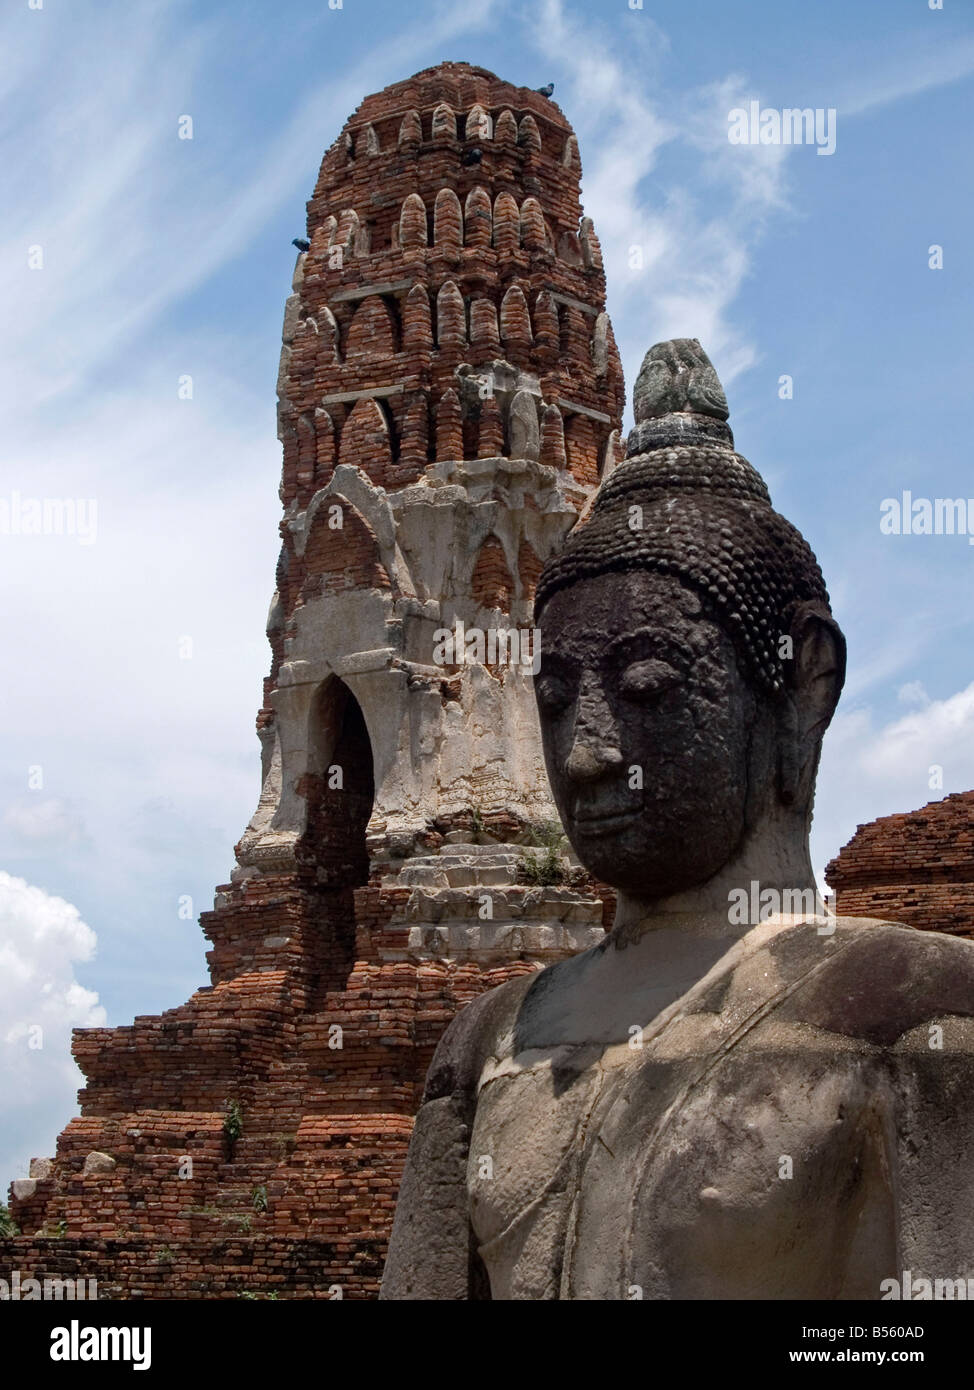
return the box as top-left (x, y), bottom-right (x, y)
top-left (826, 791), bottom-right (974, 939)
top-left (471, 535), bottom-right (514, 612)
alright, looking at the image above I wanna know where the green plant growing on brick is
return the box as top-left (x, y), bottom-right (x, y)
top-left (223, 1098), bottom-right (244, 1154)
top-left (517, 820), bottom-right (568, 886)
top-left (240, 1290), bottom-right (279, 1300)
top-left (0, 1205), bottom-right (19, 1238)
top-left (223, 1213), bottom-right (253, 1233)
top-left (156, 1244), bottom-right (174, 1264)
top-left (252, 1185), bottom-right (268, 1214)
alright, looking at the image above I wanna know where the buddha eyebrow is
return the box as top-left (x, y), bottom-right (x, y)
top-left (604, 626), bottom-right (688, 660)
top-left (540, 635), bottom-right (602, 657)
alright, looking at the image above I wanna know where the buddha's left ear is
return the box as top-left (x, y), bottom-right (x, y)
top-left (778, 602), bottom-right (846, 804)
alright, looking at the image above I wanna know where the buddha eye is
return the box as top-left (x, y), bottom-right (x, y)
top-left (535, 675), bottom-right (574, 715)
top-left (619, 659), bottom-right (682, 702)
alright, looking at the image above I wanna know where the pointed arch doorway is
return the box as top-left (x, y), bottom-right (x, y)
top-left (304, 676), bottom-right (375, 991)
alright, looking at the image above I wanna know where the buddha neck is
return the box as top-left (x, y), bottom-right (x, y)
top-left (609, 804), bottom-right (818, 946)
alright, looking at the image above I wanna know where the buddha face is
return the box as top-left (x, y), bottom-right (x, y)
top-left (535, 569), bottom-right (770, 899)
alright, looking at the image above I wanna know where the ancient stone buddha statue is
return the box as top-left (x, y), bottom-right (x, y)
top-left (381, 340), bottom-right (974, 1301)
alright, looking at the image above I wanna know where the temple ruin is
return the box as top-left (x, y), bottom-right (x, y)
top-left (7, 58), bottom-right (970, 1301)
top-left (6, 61), bottom-right (622, 1298)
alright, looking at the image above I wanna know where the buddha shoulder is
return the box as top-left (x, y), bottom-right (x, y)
top-left (419, 969), bottom-right (539, 1104)
top-left (761, 918), bottom-right (974, 1048)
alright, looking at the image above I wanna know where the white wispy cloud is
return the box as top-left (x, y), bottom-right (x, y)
top-left (840, 33), bottom-right (974, 116)
top-left (0, 0), bottom-right (499, 421)
top-left (3, 800), bottom-right (89, 850)
top-left (813, 680), bottom-right (974, 880)
top-left (519, 0), bottom-right (793, 399)
top-left (0, 872), bottom-right (105, 1186)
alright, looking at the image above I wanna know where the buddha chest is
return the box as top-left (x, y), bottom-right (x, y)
top-left (467, 1022), bottom-right (896, 1300)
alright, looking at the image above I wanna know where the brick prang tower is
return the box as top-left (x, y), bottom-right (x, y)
top-left (7, 63), bottom-right (623, 1297)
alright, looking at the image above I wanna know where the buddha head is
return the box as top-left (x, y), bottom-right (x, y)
top-left (533, 339), bottom-right (846, 903)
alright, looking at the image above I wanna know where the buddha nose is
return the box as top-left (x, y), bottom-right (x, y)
top-left (564, 677), bottom-right (623, 783)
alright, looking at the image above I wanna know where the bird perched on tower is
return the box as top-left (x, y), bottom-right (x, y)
top-left (536, 82), bottom-right (554, 98)
top-left (291, 237), bottom-right (310, 252)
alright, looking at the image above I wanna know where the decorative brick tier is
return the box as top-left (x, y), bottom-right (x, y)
top-left (3, 63), bottom-right (620, 1299)
top-left (826, 791), bottom-right (974, 939)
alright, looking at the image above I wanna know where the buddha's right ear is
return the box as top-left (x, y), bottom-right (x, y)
top-left (788, 601), bottom-right (847, 762)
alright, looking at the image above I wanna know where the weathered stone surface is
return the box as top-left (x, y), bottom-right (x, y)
top-left (469, 298), bottom-right (500, 353)
top-left (463, 186), bottom-right (492, 248)
top-left (345, 295), bottom-right (396, 358)
top-left (533, 290), bottom-right (560, 350)
top-left (431, 101), bottom-right (456, 141)
top-left (336, 207), bottom-right (359, 253)
top-left (435, 386), bottom-right (463, 462)
top-left (539, 401), bottom-right (567, 470)
top-left (433, 188), bottom-right (463, 250)
top-left (579, 215), bottom-right (603, 271)
top-left (398, 393), bottom-right (428, 473)
top-left (520, 197), bottom-right (546, 253)
top-left (83, 1152), bottom-right (116, 1177)
top-left (476, 393), bottom-right (504, 460)
top-left (518, 113), bottom-right (542, 153)
top-left (313, 408), bottom-right (335, 488)
top-left (492, 192), bottom-right (520, 260)
top-left (499, 284), bottom-right (532, 349)
top-left (509, 390), bottom-right (540, 462)
top-left (558, 229), bottom-right (584, 267)
top-left (337, 398), bottom-right (392, 481)
top-left (563, 133), bottom-right (582, 177)
top-left (312, 214), bottom-right (336, 258)
top-left (632, 336), bottom-right (729, 423)
top-left (465, 103), bottom-right (492, 141)
top-left (383, 341), bottom-right (974, 1302)
top-left (592, 309), bottom-right (610, 375)
top-left (398, 108), bottom-right (422, 149)
top-left (399, 193), bottom-right (428, 250)
top-left (402, 282), bottom-right (432, 350)
top-left (494, 108), bottom-right (518, 145)
top-left (435, 280), bottom-right (466, 352)
top-left (317, 306), bottom-right (339, 364)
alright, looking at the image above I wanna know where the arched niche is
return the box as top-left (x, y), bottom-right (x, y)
top-left (303, 676), bottom-right (375, 892)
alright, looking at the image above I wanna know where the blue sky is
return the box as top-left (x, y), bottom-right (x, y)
top-left (2, 0), bottom-right (972, 1184)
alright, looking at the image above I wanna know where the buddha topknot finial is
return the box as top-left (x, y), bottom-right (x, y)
top-left (627, 338), bottom-right (732, 455)
top-left (633, 337), bottom-right (728, 423)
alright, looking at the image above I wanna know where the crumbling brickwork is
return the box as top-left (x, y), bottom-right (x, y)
top-left (826, 791), bottom-right (974, 939)
top-left (4, 63), bottom-right (621, 1299)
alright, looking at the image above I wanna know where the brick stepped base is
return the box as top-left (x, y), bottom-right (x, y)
top-left (3, 1237), bottom-right (379, 1300)
top-left (8, 865), bottom-right (608, 1296)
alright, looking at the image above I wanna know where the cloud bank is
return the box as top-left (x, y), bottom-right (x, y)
top-left (0, 873), bottom-right (106, 1188)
